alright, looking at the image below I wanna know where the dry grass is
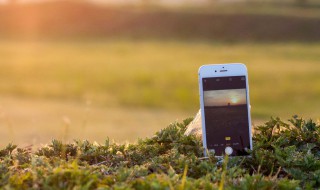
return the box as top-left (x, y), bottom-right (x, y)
top-left (0, 96), bottom-right (191, 147)
top-left (0, 40), bottom-right (319, 146)
top-left (1, 40), bottom-right (319, 116)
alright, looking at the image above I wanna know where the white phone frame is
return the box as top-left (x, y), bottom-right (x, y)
top-left (198, 63), bottom-right (252, 157)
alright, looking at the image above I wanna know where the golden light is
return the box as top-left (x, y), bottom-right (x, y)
top-left (230, 97), bottom-right (238, 104)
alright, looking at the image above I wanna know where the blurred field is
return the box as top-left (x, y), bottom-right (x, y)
top-left (0, 95), bottom-right (190, 147)
top-left (0, 1), bottom-right (319, 146)
top-left (0, 1), bottom-right (319, 41)
top-left (1, 40), bottom-right (319, 115)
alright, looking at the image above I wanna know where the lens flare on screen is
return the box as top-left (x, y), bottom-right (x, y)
top-left (230, 97), bottom-right (238, 104)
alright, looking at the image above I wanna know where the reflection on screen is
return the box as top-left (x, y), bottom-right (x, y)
top-left (203, 76), bottom-right (250, 156)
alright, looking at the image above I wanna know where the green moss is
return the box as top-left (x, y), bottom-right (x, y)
top-left (1, 116), bottom-right (320, 189)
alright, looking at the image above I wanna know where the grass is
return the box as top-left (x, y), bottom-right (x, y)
top-left (0, 39), bottom-right (319, 119)
top-left (0, 95), bottom-right (191, 147)
top-left (1, 116), bottom-right (320, 189)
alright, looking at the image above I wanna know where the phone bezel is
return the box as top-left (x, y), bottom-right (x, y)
top-left (198, 63), bottom-right (252, 157)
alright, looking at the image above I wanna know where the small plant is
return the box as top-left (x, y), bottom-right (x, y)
top-left (0, 116), bottom-right (319, 189)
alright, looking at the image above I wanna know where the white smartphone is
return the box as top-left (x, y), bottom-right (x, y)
top-left (199, 63), bottom-right (252, 157)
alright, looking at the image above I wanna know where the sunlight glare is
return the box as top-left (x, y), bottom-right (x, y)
top-left (230, 97), bottom-right (238, 104)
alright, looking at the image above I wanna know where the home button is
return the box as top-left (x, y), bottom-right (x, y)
top-left (225, 147), bottom-right (233, 155)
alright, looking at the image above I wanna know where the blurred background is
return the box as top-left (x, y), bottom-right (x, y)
top-left (0, 0), bottom-right (319, 147)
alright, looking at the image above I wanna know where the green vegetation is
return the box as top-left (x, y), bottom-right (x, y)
top-left (0, 3), bottom-right (318, 189)
top-left (1, 40), bottom-right (319, 119)
top-left (1, 116), bottom-right (320, 189)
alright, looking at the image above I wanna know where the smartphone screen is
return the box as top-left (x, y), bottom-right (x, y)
top-left (202, 76), bottom-right (250, 156)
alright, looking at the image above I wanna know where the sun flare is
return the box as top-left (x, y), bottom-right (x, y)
top-left (230, 97), bottom-right (238, 104)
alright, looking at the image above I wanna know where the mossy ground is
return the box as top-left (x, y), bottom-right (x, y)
top-left (1, 116), bottom-right (320, 189)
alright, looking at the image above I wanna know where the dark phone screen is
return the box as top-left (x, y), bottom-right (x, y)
top-left (202, 76), bottom-right (250, 156)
